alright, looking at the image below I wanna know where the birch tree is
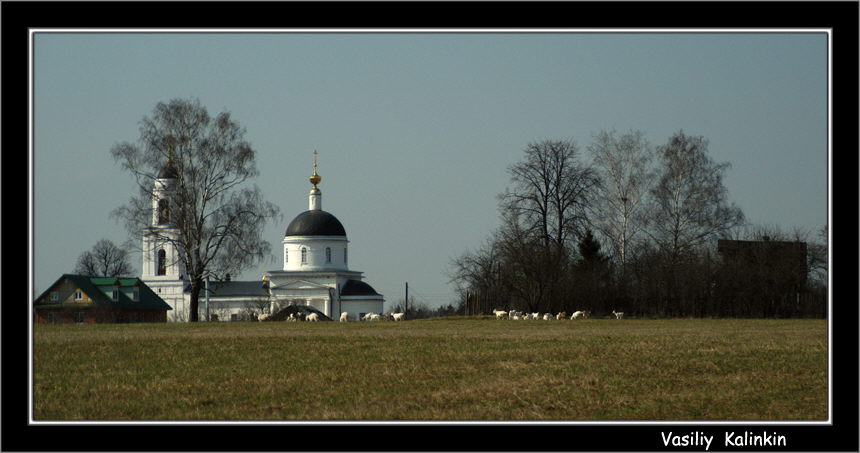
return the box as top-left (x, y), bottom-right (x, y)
top-left (111, 98), bottom-right (280, 322)
top-left (588, 129), bottom-right (655, 272)
top-left (648, 130), bottom-right (744, 261)
top-left (647, 130), bottom-right (744, 314)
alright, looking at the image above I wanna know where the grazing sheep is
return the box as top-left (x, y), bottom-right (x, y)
top-left (493, 309), bottom-right (508, 320)
top-left (530, 312), bottom-right (540, 320)
top-left (542, 313), bottom-right (552, 320)
top-left (369, 313), bottom-right (381, 322)
top-left (556, 312), bottom-right (567, 320)
top-left (306, 312), bottom-right (320, 322)
top-left (392, 312), bottom-right (405, 321)
top-left (510, 310), bottom-right (524, 319)
top-left (571, 311), bottom-right (586, 319)
top-left (612, 310), bottom-right (624, 319)
top-left (257, 313), bottom-right (270, 322)
top-left (340, 312), bottom-right (349, 322)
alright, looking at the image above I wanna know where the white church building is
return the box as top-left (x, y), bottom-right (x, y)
top-left (141, 153), bottom-right (384, 322)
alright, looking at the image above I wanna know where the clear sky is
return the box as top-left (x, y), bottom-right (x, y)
top-left (31, 31), bottom-right (829, 310)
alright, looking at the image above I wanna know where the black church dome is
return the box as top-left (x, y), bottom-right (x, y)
top-left (285, 210), bottom-right (347, 237)
top-left (341, 279), bottom-right (381, 296)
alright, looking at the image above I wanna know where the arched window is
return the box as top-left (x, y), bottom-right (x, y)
top-left (157, 199), bottom-right (170, 224)
top-left (326, 247), bottom-right (332, 263)
top-left (157, 249), bottom-right (167, 275)
top-left (301, 247), bottom-right (307, 264)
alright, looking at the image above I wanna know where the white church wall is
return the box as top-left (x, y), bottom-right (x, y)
top-left (341, 300), bottom-right (384, 321)
top-left (282, 236), bottom-right (349, 272)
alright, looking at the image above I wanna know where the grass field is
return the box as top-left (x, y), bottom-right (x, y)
top-left (32, 317), bottom-right (828, 421)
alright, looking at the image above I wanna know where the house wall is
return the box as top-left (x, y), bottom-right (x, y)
top-left (36, 279), bottom-right (94, 306)
top-left (34, 308), bottom-right (167, 324)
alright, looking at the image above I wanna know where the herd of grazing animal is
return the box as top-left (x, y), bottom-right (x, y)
top-left (258, 307), bottom-right (623, 323)
top-left (257, 310), bottom-right (406, 322)
top-left (490, 309), bottom-right (627, 320)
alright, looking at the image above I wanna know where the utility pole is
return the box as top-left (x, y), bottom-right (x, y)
top-left (205, 277), bottom-right (210, 322)
top-left (405, 282), bottom-right (408, 316)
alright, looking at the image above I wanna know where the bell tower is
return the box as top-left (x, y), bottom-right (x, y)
top-left (141, 150), bottom-right (187, 320)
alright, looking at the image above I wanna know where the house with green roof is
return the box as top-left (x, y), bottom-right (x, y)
top-left (34, 274), bottom-right (172, 324)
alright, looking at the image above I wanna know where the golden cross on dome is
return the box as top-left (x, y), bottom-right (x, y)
top-left (309, 150), bottom-right (321, 187)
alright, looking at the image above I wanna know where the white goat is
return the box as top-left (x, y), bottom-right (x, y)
top-left (369, 313), bottom-right (381, 322)
top-left (571, 311), bottom-right (587, 319)
top-left (392, 312), bottom-right (405, 321)
top-left (556, 312), bottom-right (567, 320)
top-left (530, 312), bottom-right (540, 320)
top-left (612, 310), bottom-right (624, 319)
top-left (306, 312), bottom-right (320, 322)
top-left (257, 313), bottom-right (270, 322)
top-left (340, 312), bottom-right (349, 322)
top-left (493, 309), bottom-right (508, 320)
top-left (542, 313), bottom-right (552, 320)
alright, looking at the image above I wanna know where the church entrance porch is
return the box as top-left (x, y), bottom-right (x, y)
top-left (271, 296), bottom-right (332, 318)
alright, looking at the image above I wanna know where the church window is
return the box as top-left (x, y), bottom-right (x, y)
top-left (158, 199), bottom-right (170, 224)
top-left (157, 249), bottom-right (167, 275)
top-left (301, 247), bottom-right (307, 264)
top-left (326, 247), bottom-right (332, 263)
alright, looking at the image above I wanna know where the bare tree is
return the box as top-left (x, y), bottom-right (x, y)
top-left (111, 98), bottom-right (280, 322)
top-left (74, 239), bottom-right (134, 277)
top-left (499, 139), bottom-right (599, 251)
top-left (588, 129), bottom-right (655, 272)
top-left (648, 131), bottom-right (744, 261)
top-left (450, 140), bottom-right (599, 315)
top-left (448, 238), bottom-right (506, 315)
top-left (645, 131), bottom-right (744, 315)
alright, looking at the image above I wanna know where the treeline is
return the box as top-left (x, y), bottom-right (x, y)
top-left (449, 130), bottom-right (827, 319)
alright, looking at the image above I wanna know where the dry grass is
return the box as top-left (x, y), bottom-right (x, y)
top-left (32, 317), bottom-right (828, 421)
